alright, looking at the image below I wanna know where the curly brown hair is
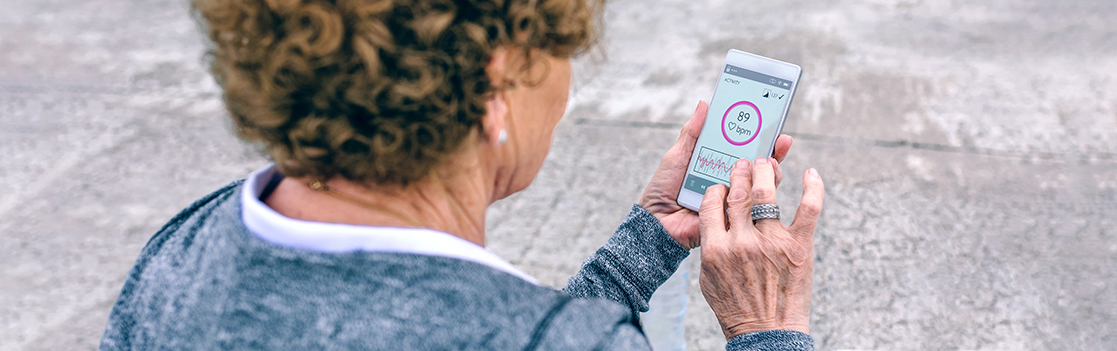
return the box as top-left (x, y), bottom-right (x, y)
top-left (192, 0), bottom-right (600, 185)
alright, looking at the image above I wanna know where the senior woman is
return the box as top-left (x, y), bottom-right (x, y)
top-left (99, 0), bottom-right (825, 350)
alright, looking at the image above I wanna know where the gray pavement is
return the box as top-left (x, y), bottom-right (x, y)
top-left (2, 0), bottom-right (1115, 350)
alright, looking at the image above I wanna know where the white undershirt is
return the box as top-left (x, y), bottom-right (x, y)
top-left (240, 164), bottom-right (539, 285)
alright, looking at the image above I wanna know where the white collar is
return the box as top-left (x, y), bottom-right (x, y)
top-left (240, 164), bottom-right (538, 285)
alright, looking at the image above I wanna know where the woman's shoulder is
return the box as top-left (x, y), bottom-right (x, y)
top-left (149, 179), bottom-right (245, 245)
top-left (206, 254), bottom-right (638, 351)
top-left (123, 179), bottom-right (245, 275)
top-left (102, 179), bottom-right (640, 350)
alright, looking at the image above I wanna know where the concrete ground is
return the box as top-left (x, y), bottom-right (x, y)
top-left (1, 0), bottom-right (1114, 350)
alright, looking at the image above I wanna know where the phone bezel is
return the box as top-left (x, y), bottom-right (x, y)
top-left (676, 49), bottom-right (803, 212)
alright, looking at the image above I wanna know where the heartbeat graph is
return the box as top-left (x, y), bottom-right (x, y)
top-left (694, 147), bottom-right (738, 183)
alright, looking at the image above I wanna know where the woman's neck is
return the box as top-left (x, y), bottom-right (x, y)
top-left (263, 153), bottom-right (496, 246)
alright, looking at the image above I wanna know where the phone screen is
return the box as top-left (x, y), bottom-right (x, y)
top-left (682, 64), bottom-right (795, 195)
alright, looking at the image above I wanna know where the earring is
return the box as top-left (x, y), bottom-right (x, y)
top-left (497, 130), bottom-right (508, 145)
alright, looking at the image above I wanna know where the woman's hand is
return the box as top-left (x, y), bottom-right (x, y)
top-left (698, 157), bottom-right (824, 338)
top-left (638, 101), bottom-right (793, 250)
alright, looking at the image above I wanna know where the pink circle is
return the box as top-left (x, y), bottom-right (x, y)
top-left (721, 101), bottom-right (762, 146)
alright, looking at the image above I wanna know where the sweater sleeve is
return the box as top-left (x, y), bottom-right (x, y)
top-left (594, 326), bottom-right (815, 351)
top-left (561, 204), bottom-right (690, 319)
top-left (726, 330), bottom-right (815, 351)
top-left (596, 322), bottom-right (655, 351)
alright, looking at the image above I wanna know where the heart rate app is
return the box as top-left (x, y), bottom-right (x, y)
top-left (721, 101), bottom-right (761, 146)
top-left (683, 65), bottom-right (793, 195)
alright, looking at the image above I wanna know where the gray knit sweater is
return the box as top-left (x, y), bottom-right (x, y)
top-left (99, 180), bottom-right (813, 350)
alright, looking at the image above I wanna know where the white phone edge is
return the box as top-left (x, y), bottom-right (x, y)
top-left (676, 49), bottom-right (803, 212)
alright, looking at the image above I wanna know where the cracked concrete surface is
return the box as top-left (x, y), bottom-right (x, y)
top-left (2, 0), bottom-right (1115, 350)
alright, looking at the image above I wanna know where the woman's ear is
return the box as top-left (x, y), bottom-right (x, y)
top-left (483, 48), bottom-right (512, 146)
top-left (482, 92), bottom-right (508, 146)
top-left (486, 47), bottom-right (509, 86)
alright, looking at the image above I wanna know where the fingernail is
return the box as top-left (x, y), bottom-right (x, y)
top-left (735, 158), bottom-right (750, 169)
top-left (755, 157), bottom-right (768, 164)
top-left (808, 168), bottom-right (819, 179)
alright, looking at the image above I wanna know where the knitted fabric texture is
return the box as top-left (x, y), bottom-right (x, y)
top-left (99, 181), bottom-right (813, 350)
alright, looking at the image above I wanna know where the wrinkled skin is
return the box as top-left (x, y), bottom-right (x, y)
top-left (698, 158), bottom-right (824, 338)
top-left (638, 101), bottom-right (793, 250)
top-left (637, 101), bottom-right (824, 339)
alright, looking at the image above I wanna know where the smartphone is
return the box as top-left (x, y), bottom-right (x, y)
top-left (676, 49), bottom-right (802, 211)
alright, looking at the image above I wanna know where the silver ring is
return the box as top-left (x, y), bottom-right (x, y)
top-left (751, 204), bottom-right (780, 221)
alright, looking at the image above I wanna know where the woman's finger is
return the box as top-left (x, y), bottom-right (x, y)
top-left (773, 156), bottom-right (784, 188)
top-left (771, 135), bottom-right (793, 163)
top-left (725, 159), bottom-right (755, 231)
top-left (675, 101), bottom-right (708, 155)
top-left (699, 184), bottom-right (730, 243)
top-left (789, 168), bottom-right (825, 239)
top-left (750, 157), bottom-right (781, 232)
top-left (771, 135), bottom-right (791, 186)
